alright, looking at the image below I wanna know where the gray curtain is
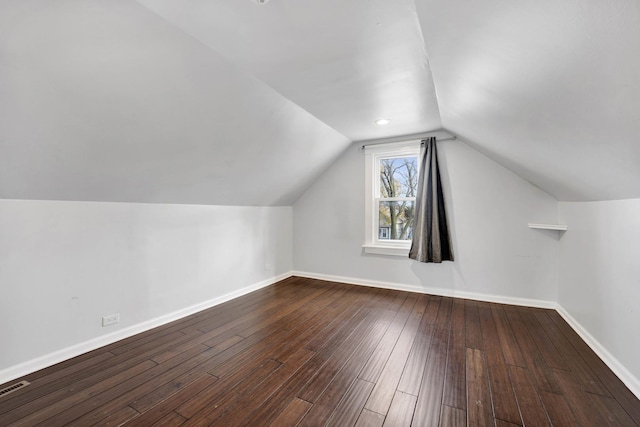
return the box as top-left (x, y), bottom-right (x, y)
top-left (409, 137), bottom-right (454, 263)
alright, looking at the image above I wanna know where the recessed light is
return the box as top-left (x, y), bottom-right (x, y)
top-left (255, 0), bottom-right (269, 4)
top-left (375, 118), bottom-right (391, 125)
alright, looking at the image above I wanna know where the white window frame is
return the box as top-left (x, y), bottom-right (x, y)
top-left (363, 140), bottom-right (420, 256)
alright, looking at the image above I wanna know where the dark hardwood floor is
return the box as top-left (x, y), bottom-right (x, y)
top-left (1, 276), bottom-right (639, 426)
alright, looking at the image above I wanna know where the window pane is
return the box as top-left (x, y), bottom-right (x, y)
top-left (379, 157), bottom-right (418, 198)
top-left (378, 201), bottom-right (415, 240)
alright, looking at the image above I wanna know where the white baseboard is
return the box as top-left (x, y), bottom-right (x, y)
top-left (292, 271), bottom-right (556, 309)
top-left (292, 270), bottom-right (640, 400)
top-left (4, 271), bottom-right (639, 401)
top-left (555, 305), bottom-right (640, 400)
top-left (0, 272), bottom-right (292, 386)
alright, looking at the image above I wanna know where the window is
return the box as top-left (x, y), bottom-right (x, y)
top-left (378, 227), bottom-right (390, 239)
top-left (363, 141), bottom-right (420, 256)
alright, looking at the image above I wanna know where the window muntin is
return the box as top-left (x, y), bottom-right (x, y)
top-left (377, 156), bottom-right (417, 242)
top-left (363, 141), bottom-right (420, 254)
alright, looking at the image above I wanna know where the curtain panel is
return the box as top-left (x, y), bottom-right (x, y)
top-left (409, 137), bottom-right (454, 263)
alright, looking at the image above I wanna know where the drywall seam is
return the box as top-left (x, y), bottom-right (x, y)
top-left (0, 272), bottom-right (291, 386)
top-left (555, 305), bottom-right (640, 400)
top-left (292, 271), bottom-right (557, 309)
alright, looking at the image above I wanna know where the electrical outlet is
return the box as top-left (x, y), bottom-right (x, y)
top-left (264, 263), bottom-right (272, 271)
top-left (102, 313), bottom-right (120, 327)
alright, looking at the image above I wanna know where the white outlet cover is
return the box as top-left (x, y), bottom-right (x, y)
top-left (102, 313), bottom-right (120, 327)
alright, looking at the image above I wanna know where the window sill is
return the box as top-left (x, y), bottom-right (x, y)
top-left (362, 244), bottom-right (409, 257)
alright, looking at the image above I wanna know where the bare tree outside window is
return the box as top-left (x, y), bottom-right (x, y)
top-left (378, 157), bottom-right (418, 240)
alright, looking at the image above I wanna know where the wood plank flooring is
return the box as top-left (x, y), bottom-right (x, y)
top-left (1, 276), bottom-right (639, 426)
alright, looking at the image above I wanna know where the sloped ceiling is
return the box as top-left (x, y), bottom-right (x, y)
top-left (1, 0), bottom-right (638, 205)
top-left (136, 0), bottom-right (442, 142)
top-left (0, 0), bottom-right (354, 206)
top-left (416, 0), bottom-right (640, 201)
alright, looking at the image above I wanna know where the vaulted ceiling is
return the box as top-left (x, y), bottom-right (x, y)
top-left (417, 0), bottom-right (640, 201)
top-left (1, 0), bottom-right (638, 205)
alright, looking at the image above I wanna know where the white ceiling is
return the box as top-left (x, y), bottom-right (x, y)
top-left (137, 0), bottom-right (442, 142)
top-left (416, 0), bottom-right (640, 201)
top-left (1, 0), bottom-right (639, 204)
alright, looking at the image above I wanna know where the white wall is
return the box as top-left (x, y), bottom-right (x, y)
top-left (0, 199), bottom-right (292, 378)
top-left (293, 139), bottom-right (559, 304)
top-left (2, 149), bottom-right (639, 398)
top-left (558, 199), bottom-right (640, 384)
